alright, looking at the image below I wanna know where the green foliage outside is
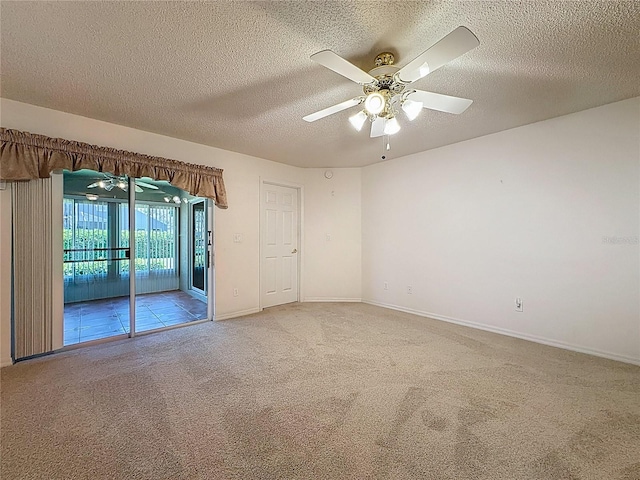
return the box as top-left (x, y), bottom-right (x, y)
top-left (63, 229), bottom-right (175, 278)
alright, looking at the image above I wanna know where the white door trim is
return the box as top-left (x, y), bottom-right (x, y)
top-left (207, 199), bottom-right (215, 321)
top-left (259, 178), bottom-right (304, 311)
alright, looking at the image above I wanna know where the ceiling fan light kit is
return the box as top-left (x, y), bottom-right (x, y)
top-left (348, 110), bottom-right (368, 131)
top-left (384, 116), bottom-right (401, 135)
top-left (364, 92), bottom-right (385, 115)
top-left (402, 98), bottom-right (423, 121)
top-left (304, 26), bottom-right (479, 143)
top-left (164, 195), bottom-right (188, 204)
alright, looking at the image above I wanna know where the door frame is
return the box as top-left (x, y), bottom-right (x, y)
top-left (56, 176), bottom-right (215, 349)
top-left (179, 197), bottom-right (215, 320)
top-left (188, 198), bottom-right (208, 297)
top-left (206, 199), bottom-right (215, 321)
top-left (259, 179), bottom-right (304, 311)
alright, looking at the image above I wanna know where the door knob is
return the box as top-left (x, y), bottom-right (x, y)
top-left (291, 248), bottom-right (297, 254)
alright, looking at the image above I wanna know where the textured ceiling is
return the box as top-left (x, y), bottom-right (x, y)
top-left (1, 1), bottom-right (639, 168)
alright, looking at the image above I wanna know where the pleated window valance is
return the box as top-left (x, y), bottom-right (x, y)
top-left (0, 128), bottom-right (228, 208)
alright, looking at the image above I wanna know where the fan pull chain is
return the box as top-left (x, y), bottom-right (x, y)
top-left (381, 135), bottom-right (390, 160)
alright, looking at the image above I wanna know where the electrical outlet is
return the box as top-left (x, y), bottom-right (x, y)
top-left (515, 297), bottom-right (523, 312)
top-left (233, 288), bottom-right (239, 297)
top-left (384, 282), bottom-right (388, 290)
top-left (407, 285), bottom-right (413, 294)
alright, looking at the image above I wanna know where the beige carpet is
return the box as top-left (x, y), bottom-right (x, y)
top-left (1, 302), bottom-right (639, 479)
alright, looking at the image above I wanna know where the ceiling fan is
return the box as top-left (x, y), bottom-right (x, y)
top-left (87, 173), bottom-right (159, 193)
top-left (303, 26), bottom-right (479, 138)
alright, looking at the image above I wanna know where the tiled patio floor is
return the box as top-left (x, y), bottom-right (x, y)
top-left (64, 291), bottom-right (208, 346)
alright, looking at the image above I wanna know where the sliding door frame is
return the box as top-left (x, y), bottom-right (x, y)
top-left (55, 174), bottom-right (215, 353)
top-left (128, 178), bottom-right (136, 338)
top-left (207, 199), bottom-right (215, 321)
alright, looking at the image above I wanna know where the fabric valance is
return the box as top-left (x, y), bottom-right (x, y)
top-left (0, 128), bottom-right (228, 208)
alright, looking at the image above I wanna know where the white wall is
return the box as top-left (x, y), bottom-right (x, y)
top-left (0, 99), bottom-right (362, 364)
top-left (362, 97), bottom-right (640, 364)
top-left (302, 168), bottom-right (362, 301)
top-left (2, 97), bottom-right (638, 367)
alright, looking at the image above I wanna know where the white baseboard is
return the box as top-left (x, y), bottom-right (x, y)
top-left (303, 297), bottom-right (362, 303)
top-left (215, 307), bottom-right (261, 321)
top-left (215, 299), bottom-right (362, 320)
top-left (363, 299), bottom-right (640, 366)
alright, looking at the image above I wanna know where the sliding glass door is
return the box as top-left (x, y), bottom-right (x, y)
top-left (129, 176), bottom-right (213, 334)
top-left (62, 170), bottom-right (212, 345)
top-left (62, 187), bottom-right (130, 345)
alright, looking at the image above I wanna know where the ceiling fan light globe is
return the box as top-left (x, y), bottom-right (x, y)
top-left (348, 111), bottom-right (368, 131)
top-left (402, 99), bottom-right (423, 121)
top-left (364, 92), bottom-right (385, 115)
top-left (98, 180), bottom-right (105, 188)
top-left (384, 116), bottom-right (401, 135)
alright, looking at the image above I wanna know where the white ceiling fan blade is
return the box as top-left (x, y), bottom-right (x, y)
top-left (408, 90), bottom-right (473, 114)
top-left (311, 50), bottom-right (377, 85)
top-left (303, 97), bottom-right (363, 122)
top-left (87, 182), bottom-right (99, 188)
top-left (134, 185), bottom-right (143, 193)
top-left (397, 26), bottom-right (479, 84)
top-left (135, 180), bottom-right (158, 190)
top-left (370, 117), bottom-right (387, 138)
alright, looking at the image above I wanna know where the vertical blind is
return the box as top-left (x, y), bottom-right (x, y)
top-left (62, 198), bottom-right (179, 303)
top-left (12, 178), bottom-right (54, 359)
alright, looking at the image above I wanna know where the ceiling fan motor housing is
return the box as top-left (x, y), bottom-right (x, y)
top-left (364, 55), bottom-right (406, 118)
top-left (365, 64), bottom-right (401, 92)
top-left (374, 52), bottom-right (395, 66)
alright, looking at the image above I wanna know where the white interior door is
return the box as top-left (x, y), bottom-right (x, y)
top-left (261, 183), bottom-right (299, 308)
